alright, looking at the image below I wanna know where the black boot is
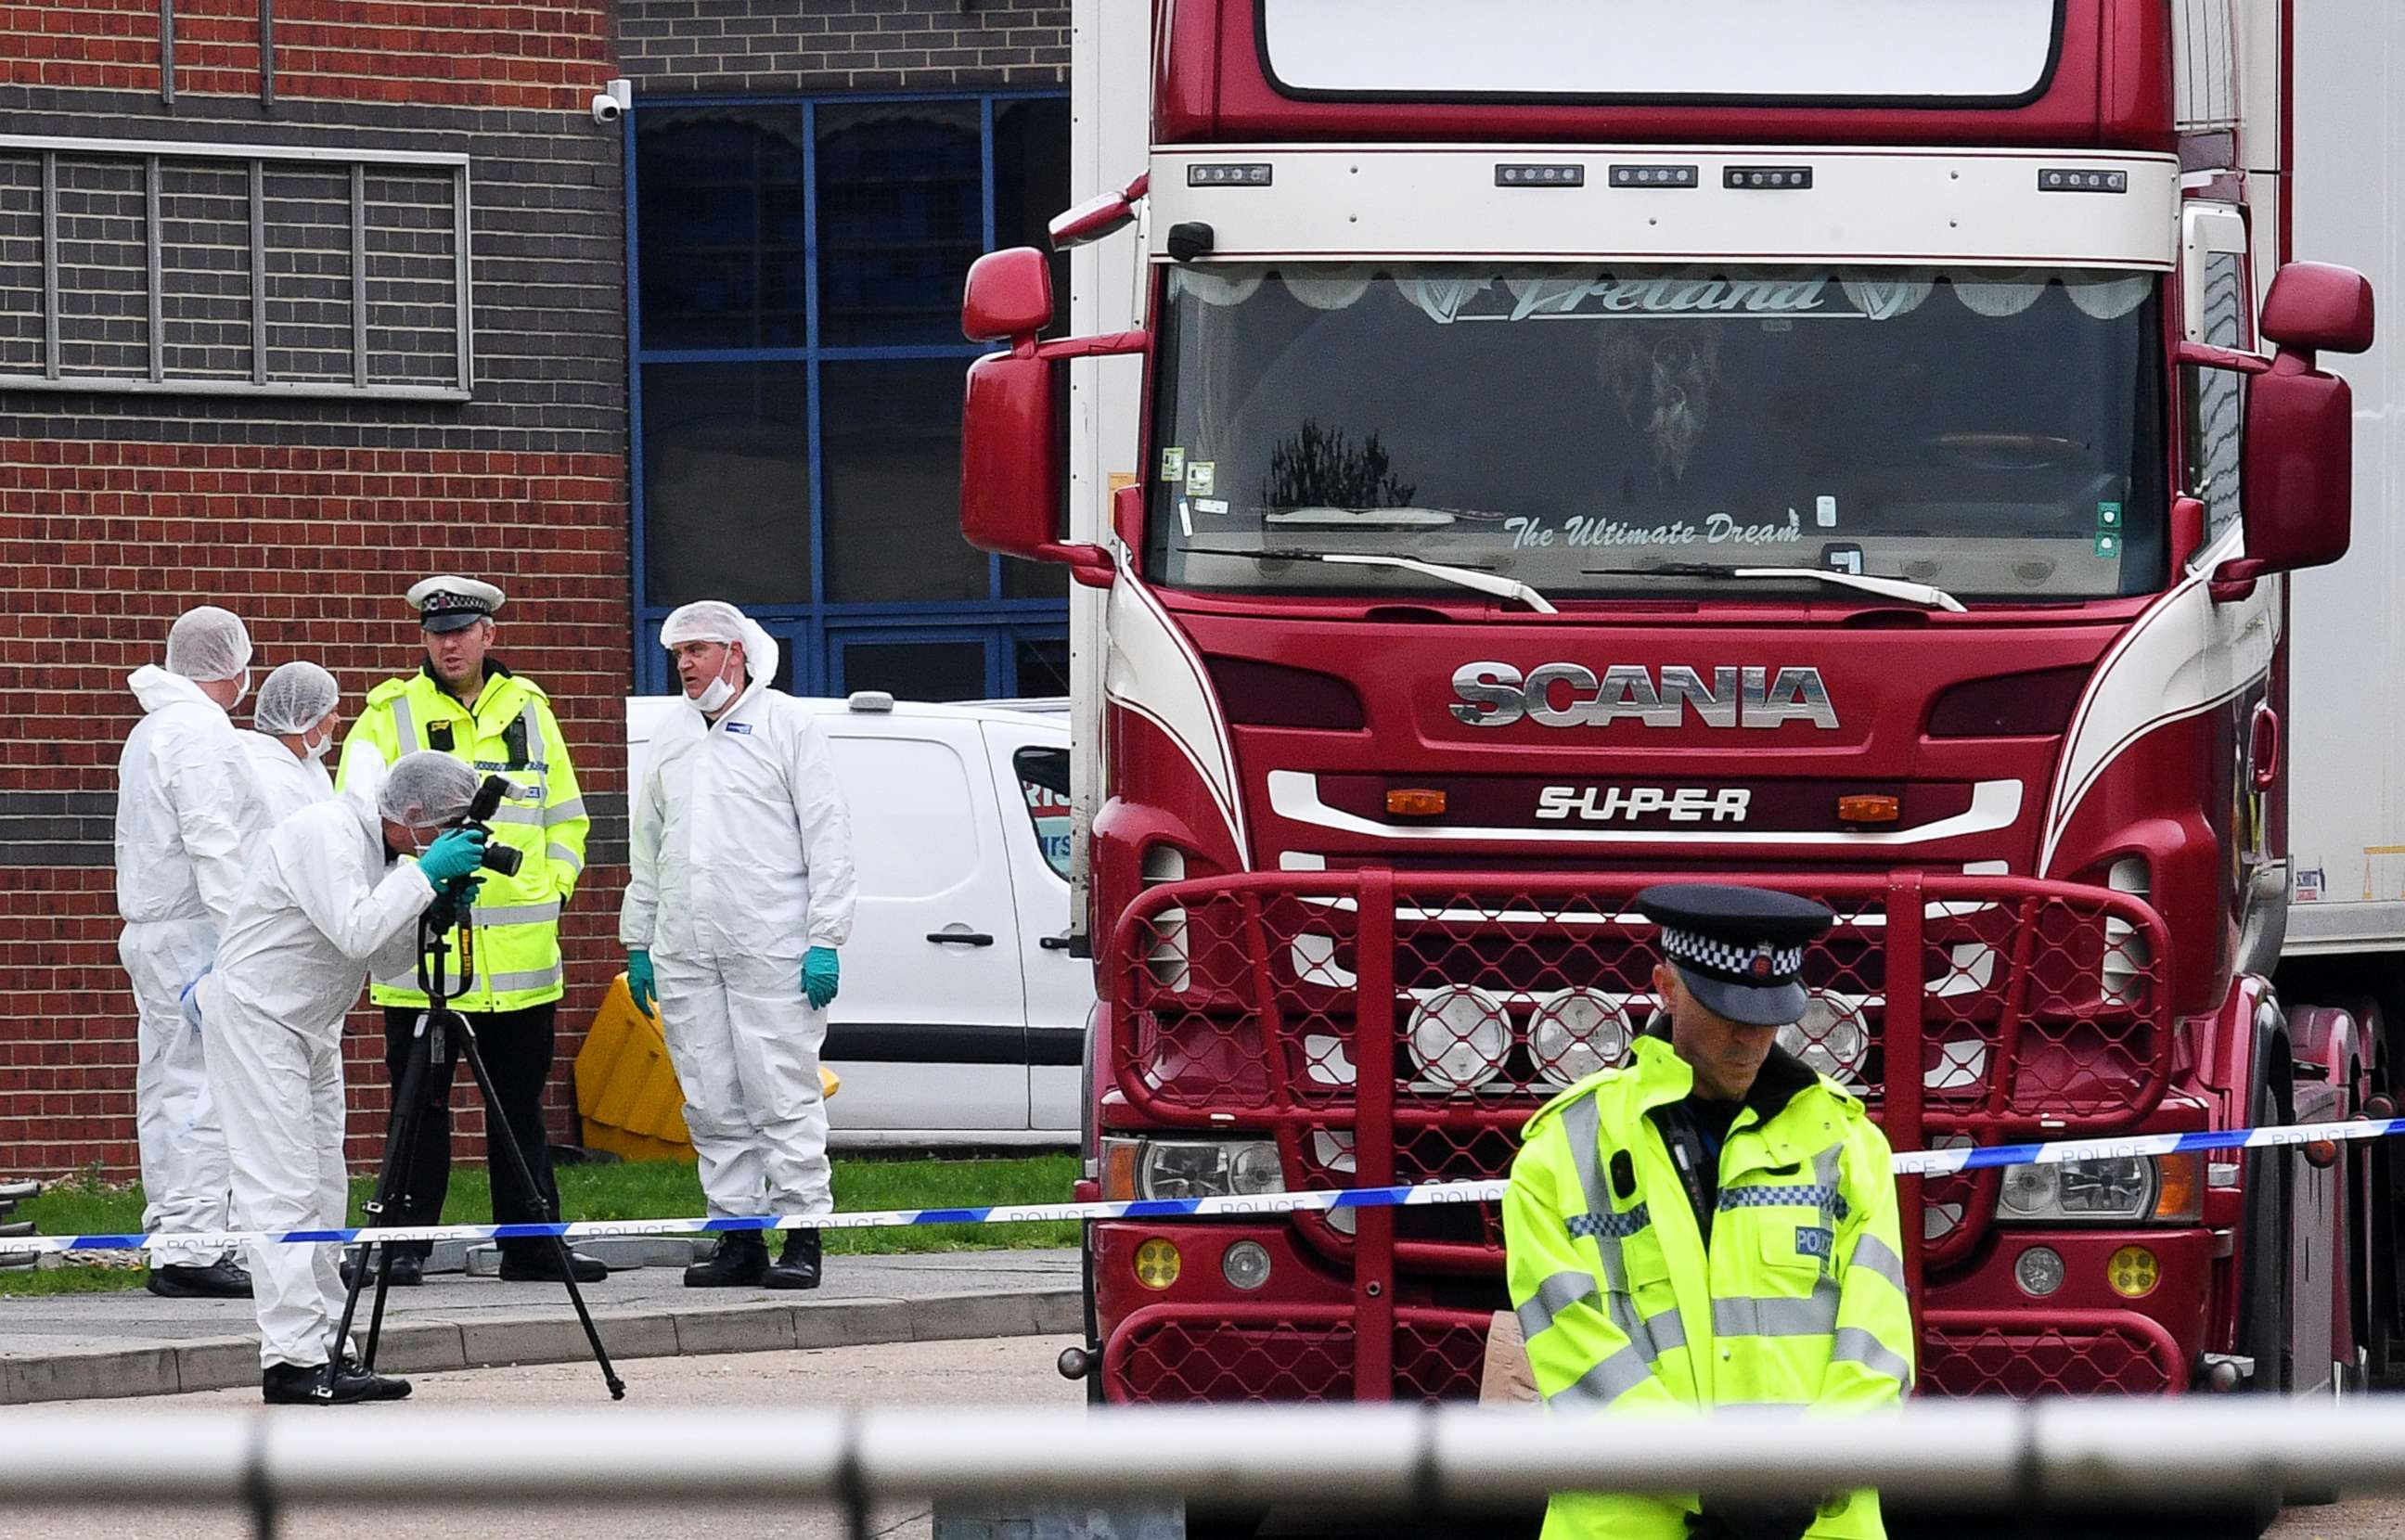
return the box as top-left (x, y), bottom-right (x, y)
top-left (682, 1232), bottom-right (769, 1288)
top-left (146, 1258), bottom-right (252, 1299)
top-left (498, 1247), bottom-right (609, 1283)
top-left (764, 1228), bottom-right (822, 1290)
top-left (339, 1250), bottom-right (423, 1288)
top-left (262, 1360), bottom-right (412, 1405)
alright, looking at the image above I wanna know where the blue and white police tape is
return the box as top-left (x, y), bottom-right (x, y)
top-left (15, 1113), bottom-right (2401, 1257)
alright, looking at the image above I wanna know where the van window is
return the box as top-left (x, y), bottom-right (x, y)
top-left (1013, 746), bottom-right (1073, 879)
top-left (828, 735), bottom-right (981, 898)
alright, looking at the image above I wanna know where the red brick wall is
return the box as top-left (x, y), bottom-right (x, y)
top-left (0, 0), bottom-right (612, 109)
top-left (0, 0), bottom-right (629, 1183)
top-left (0, 444), bottom-right (630, 1174)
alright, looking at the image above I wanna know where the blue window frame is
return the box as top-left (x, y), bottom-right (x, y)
top-left (626, 90), bottom-right (1073, 699)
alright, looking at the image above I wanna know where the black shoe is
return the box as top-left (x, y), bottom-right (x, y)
top-left (498, 1247), bottom-right (609, 1283)
top-left (261, 1360), bottom-right (413, 1405)
top-left (146, 1259), bottom-right (253, 1299)
top-left (764, 1228), bottom-right (822, 1290)
top-left (339, 1251), bottom-right (424, 1289)
top-left (682, 1233), bottom-right (769, 1288)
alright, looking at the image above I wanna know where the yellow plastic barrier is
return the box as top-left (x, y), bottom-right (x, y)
top-left (574, 972), bottom-right (839, 1163)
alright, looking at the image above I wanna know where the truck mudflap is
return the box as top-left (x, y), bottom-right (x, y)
top-left (1103, 868), bottom-right (2176, 1403)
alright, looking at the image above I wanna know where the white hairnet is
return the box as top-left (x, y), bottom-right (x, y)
top-left (660, 600), bottom-right (747, 648)
top-left (378, 750), bottom-right (479, 828)
top-left (253, 661), bottom-right (340, 737)
top-left (163, 605), bottom-right (253, 683)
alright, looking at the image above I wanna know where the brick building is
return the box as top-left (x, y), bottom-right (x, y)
top-left (1, 1), bottom-right (1075, 1178)
top-left (0, 1), bottom-right (628, 1172)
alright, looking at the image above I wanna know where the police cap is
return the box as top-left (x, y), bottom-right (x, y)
top-left (1636, 882), bottom-right (1835, 1028)
top-left (405, 575), bottom-right (506, 634)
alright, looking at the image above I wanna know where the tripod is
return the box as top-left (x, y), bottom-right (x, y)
top-left (328, 886), bottom-right (626, 1400)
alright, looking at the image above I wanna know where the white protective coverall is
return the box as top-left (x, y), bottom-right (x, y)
top-left (621, 618), bottom-right (857, 1220)
top-left (116, 664), bottom-right (264, 1266)
top-left (198, 792), bottom-right (433, 1368)
top-left (240, 730), bottom-right (335, 828)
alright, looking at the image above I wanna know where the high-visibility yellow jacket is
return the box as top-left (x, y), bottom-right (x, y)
top-left (1504, 1033), bottom-right (1914, 1540)
top-left (335, 662), bottom-right (588, 1012)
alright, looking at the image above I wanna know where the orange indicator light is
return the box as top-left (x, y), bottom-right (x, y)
top-left (1836, 794), bottom-right (1901, 824)
top-left (1387, 789), bottom-right (1448, 817)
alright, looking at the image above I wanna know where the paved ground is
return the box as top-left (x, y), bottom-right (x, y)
top-left (0, 1247), bottom-right (1080, 1405)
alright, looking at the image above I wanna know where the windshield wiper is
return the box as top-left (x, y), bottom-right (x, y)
top-left (1581, 561), bottom-right (1965, 613)
top-left (1271, 550), bottom-right (1558, 613)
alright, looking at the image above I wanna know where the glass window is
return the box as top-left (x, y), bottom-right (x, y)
top-left (815, 100), bottom-right (983, 347)
top-left (2184, 250), bottom-right (2249, 542)
top-left (641, 362), bottom-right (813, 609)
top-left (827, 735), bottom-right (978, 898)
top-left (1012, 635), bottom-right (1071, 697)
top-left (994, 97), bottom-right (1072, 337)
top-left (636, 108), bottom-right (809, 350)
top-left (1148, 264), bottom-right (2169, 605)
top-left (1013, 745), bottom-right (1074, 879)
top-left (838, 637), bottom-right (989, 702)
top-left (821, 359), bottom-right (980, 604)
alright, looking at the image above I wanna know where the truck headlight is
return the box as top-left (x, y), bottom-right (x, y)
top-left (1780, 995), bottom-right (1870, 1088)
top-left (1408, 985), bottom-right (1511, 1091)
top-left (1100, 1136), bottom-right (1284, 1201)
top-left (1995, 1153), bottom-right (2200, 1224)
top-left (1530, 988), bottom-right (1631, 1087)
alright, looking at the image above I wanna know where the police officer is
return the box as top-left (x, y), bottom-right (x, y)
top-left (1503, 884), bottom-right (1914, 1540)
top-left (336, 576), bottom-right (605, 1285)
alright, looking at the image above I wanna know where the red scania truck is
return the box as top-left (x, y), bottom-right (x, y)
top-left (957, 0), bottom-right (2405, 1419)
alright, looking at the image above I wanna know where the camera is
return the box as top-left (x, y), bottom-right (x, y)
top-left (590, 79), bottom-right (630, 126)
top-left (452, 774), bottom-right (524, 879)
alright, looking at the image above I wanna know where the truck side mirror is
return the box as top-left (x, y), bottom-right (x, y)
top-left (2212, 263), bottom-right (2376, 600)
top-left (963, 247), bottom-right (1054, 343)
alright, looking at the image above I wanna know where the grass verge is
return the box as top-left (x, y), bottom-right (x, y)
top-left (0, 1152), bottom-right (1079, 1295)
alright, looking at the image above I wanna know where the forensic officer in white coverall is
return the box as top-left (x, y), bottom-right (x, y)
top-left (114, 604), bottom-right (264, 1299)
top-left (197, 751), bottom-right (488, 1405)
top-left (622, 599), bottom-right (856, 1290)
top-left (241, 661), bottom-right (341, 826)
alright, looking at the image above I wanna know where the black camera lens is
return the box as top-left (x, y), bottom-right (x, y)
top-left (480, 842), bottom-right (524, 878)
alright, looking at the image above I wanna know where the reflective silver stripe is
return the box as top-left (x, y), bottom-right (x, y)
top-left (1814, 1146), bottom-right (1850, 1227)
top-left (547, 843), bottom-right (584, 875)
top-left (1710, 1285), bottom-right (1842, 1341)
top-left (1563, 1094), bottom-right (1676, 1366)
top-left (1832, 1326), bottom-right (1914, 1390)
top-left (485, 963), bottom-right (565, 994)
top-left (488, 803), bottom-right (546, 827)
top-left (391, 695), bottom-right (419, 755)
top-left (1516, 1270), bottom-right (1598, 1343)
top-left (1848, 1234), bottom-right (1910, 1296)
top-left (1546, 1337), bottom-right (1660, 1412)
top-left (472, 901), bottom-right (561, 929)
top-left (544, 796), bottom-right (587, 826)
top-left (1638, 1306), bottom-right (1686, 1355)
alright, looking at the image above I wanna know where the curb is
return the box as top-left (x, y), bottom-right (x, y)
top-left (0, 1286), bottom-right (1083, 1406)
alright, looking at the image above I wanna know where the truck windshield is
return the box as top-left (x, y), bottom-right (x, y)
top-left (1145, 264), bottom-right (2169, 605)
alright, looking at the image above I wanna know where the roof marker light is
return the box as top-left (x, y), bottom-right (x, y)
top-left (1188, 163), bottom-right (1272, 187)
top-left (1608, 164), bottom-right (1698, 189)
top-left (1497, 163), bottom-right (1585, 187)
top-left (2039, 168), bottom-right (2128, 193)
top-left (1725, 165), bottom-right (1813, 190)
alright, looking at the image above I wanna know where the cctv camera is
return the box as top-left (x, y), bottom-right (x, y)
top-left (590, 78), bottom-right (631, 126)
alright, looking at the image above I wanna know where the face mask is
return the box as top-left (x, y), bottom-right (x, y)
top-left (692, 673), bottom-right (737, 713)
top-left (302, 728), bottom-right (333, 762)
top-left (231, 669), bottom-right (251, 709)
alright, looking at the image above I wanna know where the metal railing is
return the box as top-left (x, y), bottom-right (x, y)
top-left (4, 1400), bottom-right (2401, 1528)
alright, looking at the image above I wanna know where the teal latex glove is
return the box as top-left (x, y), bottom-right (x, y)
top-left (418, 826), bottom-right (487, 885)
top-left (802, 946), bottom-right (840, 1010)
top-left (627, 948), bottom-right (656, 1017)
top-left (450, 874), bottom-right (485, 910)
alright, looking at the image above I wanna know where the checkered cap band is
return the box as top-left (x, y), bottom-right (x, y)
top-left (1659, 925), bottom-right (1806, 983)
top-left (419, 590), bottom-right (489, 615)
top-left (1567, 1203), bottom-right (1652, 1241)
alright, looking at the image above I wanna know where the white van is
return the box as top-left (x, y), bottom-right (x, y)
top-left (625, 693), bottom-right (1086, 1146)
